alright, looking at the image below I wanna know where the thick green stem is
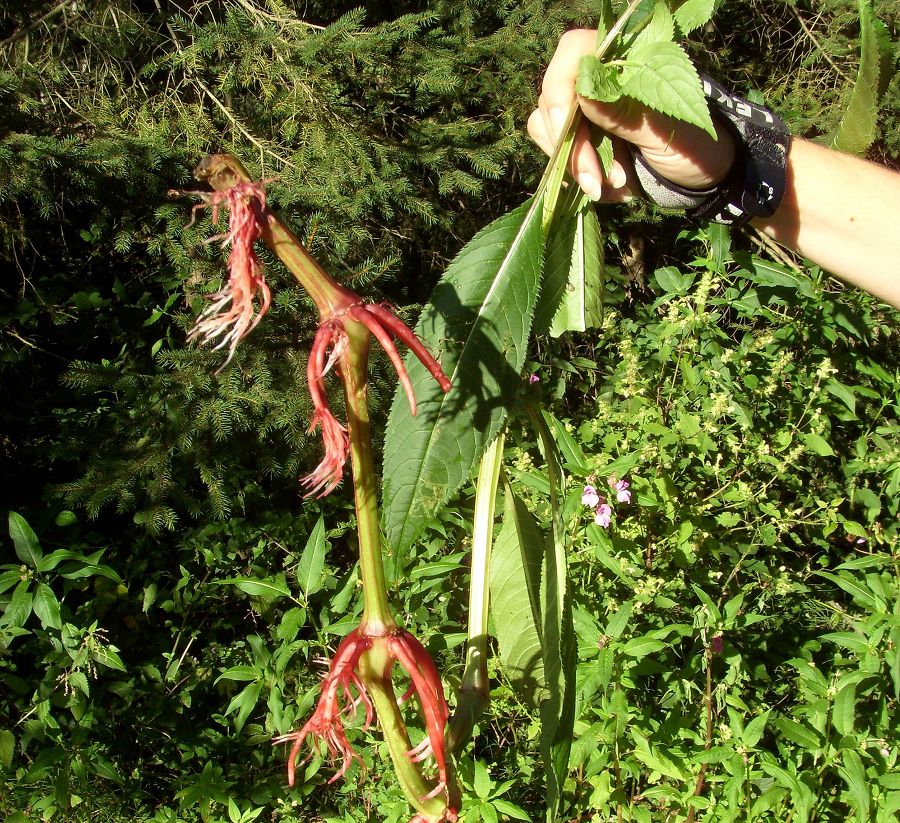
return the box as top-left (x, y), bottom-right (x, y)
top-left (341, 320), bottom-right (396, 633)
top-left (358, 645), bottom-right (452, 823)
top-left (448, 431), bottom-right (505, 753)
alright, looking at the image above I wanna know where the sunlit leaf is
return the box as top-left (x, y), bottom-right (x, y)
top-left (382, 197), bottom-right (543, 552)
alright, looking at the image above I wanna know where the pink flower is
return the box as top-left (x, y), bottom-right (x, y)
top-left (594, 500), bottom-right (612, 528)
top-left (608, 476), bottom-right (631, 504)
top-left (187, 182), bottom-right (272, 369)
top-left (582, 484), bottom-right (600, 508)
top-left (528, 373), bottom-right (539, 384)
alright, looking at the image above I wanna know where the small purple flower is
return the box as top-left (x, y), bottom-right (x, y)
top-left (594, 501), bottom-right (612, 528)
top-left (582, 485), bottom-right (600, 508)
top-left (608, 476), bottom-right (631, 504)
top-left (528, 373), bottom-right (539, 385)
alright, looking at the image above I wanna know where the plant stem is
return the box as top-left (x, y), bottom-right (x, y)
top-left (341, 319), bottom-right (396, 633)
top-left (359, 650), bottom-right (452, 823)
top-left (448, 431), bottom-right (505, 752)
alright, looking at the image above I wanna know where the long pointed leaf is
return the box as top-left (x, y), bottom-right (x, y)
top-left (831, 0), bottom-right (894, 155)
top-left (490, 475), bottom-right (547, 707)
top-left (382, 197), bottom-right (543, 552)
top-left (527, 407), bottom-right (576, 823)
top-left (550, 198), bottom-right (604, 337)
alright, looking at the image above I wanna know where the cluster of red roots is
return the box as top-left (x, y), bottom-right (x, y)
top-left (187, 181), bottom-right (271, 369)
top-left (188, 179), bottom-right (451, 497)
top-left (301, 305), bottom-right (452, 497)
top-left (275, 626), bottom-right (452, 808)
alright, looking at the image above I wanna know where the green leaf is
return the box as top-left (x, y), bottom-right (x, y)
top-left (575, 56), bottom-right (623, 103)
top-left (831, 0), bottom-right (894, 155)
top-left (632, 736), bottom-right (688, 780)
top-left (8, 512), bottom-right (42, 569)
top-left (673, 0), bottom-right (719, 35)
top-left (296, 516), bottom-right (327, 600)
top-left (491, 799), bottom-right (532, 821)
top-left (622, 636), bottom-right (666, 657)
top-left (838, 749), bottom-right (870, 820)
top-left (68, 671), bottom-right (90, 696)
top-left (831, 682), bottom-right (857, 737)
top-left (92, 644), bottom-right (127, 672)
top-left (772, 716), bottom-right (821, 751)
top-left (620, 41), bottom-right (716, 137)
top-left (605, 600), bottom-right (634, 640)
top-left (216, 665), bottom-right (260, 684)
top-left (803, 432), bottom-right (834, 457)
top-left (528, 408), bottom-right (576, 823)
top-left (816, 571), bottom-right (881, 611)
top-left (629, 1), bottom-right (674, 47)
top-left (2, 581), bottom-right (33, 630)
top-left (544, 413), bottom-right (589, 473)
top-left (226, 681), bottom-right (262, 733)
top-left (216, 576), bottom-right (292, 600)
top-left (533, 185), bottom-right (579, 334)
top-left (825, 380), bottom-right (856, 416)
top-left (742, 710), bottom-right (770, 747)
top-left (549, 199), bottom-right (604, 337)
top-left (0, 728), bottom-right (14, 769)
top-left (490, 479), bottom-right (546, 707)
top-left (32, 583), bottom-right (62, 630)
top-left (382, 197), bottom-right (543, 552)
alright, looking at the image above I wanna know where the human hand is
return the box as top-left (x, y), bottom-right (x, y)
top-left (527, 29), bottom-right (736, 202)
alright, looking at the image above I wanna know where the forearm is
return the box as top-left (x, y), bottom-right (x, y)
top-left (753, 138), bottom-right (900, 309)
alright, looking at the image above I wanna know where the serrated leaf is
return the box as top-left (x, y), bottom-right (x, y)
top-left (630, 1), bottom-right (674, 48)
top-left (32, 583), bottom-right (62, 630)
top-left (621, 41), bottom-right (716, 137)
top-left (68, 671), bottom-right (90, 696)
top-left (831, 0), bottom-right (894, 155)
top-left (93, 645), bottom-right (126, 672)
top-left (550, 199), bottom-right (604, 337)
top-left (0, 728), bottom-right (14, 769)
top-left (296, 516), bottom-right (326, 600)
top-left (8, 512), bottom-right (42, 568)
top-left (595, 134), bottom-right (615, 177)
top-left (490, 480), bottom-right (546, 707)
top-left (575, 56), bottom-right (623, 103)
top-left (382, 197), bottom-right (543, 552)
top-left (674, 0), bottom-right (719, 35)
top-left (534, 185), bottom-right (580, 334)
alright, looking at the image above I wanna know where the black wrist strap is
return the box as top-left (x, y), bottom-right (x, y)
top-left (631, 75), bottom-right (791, 226)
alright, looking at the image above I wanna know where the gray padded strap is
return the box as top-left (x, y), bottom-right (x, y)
top-left (631, 149), bottom-right (717, 210)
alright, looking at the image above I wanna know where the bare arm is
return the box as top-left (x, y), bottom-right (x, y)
top-left (755, 139), bottom-right (900, 308)
top-left (528, 30), bottom-right (900, 310)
